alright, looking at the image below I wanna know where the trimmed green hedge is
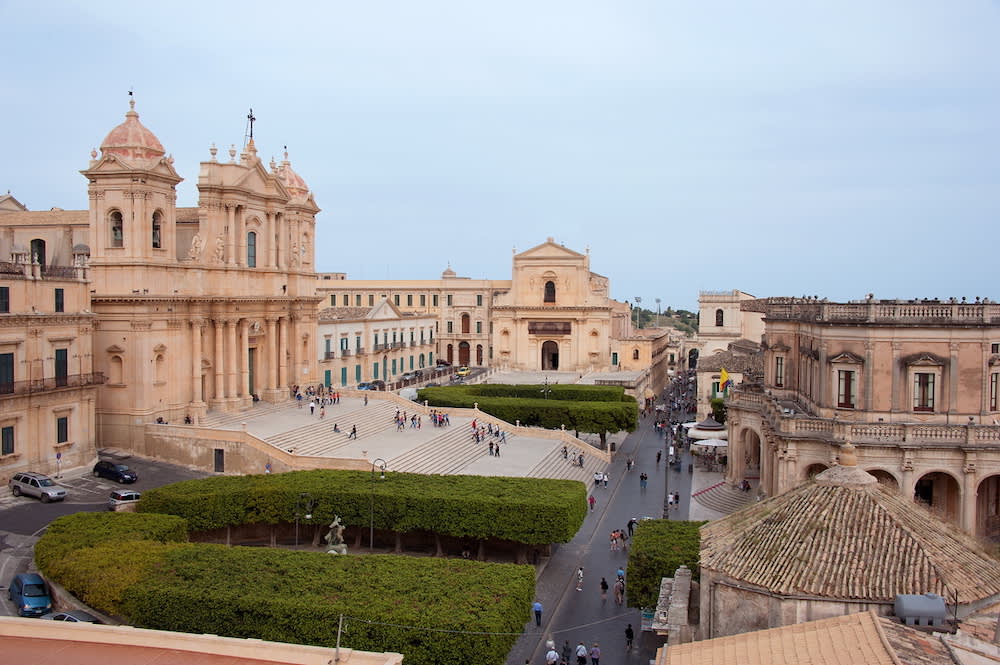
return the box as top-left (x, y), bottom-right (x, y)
top-left (35, 512), bottom-right (534, 665)
top-left (137, 470), bottom-right (587, 544)
top-left (122, 546), bottom-right (534, 665)
top-left (627, 520), bottom-right (705, 609)
top-left (417, 384), bottom-right (638, 442)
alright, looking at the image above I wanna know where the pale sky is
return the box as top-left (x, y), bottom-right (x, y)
top-left (3, 1), bottom-right (998, 311)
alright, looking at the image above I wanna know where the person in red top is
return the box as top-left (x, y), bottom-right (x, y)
top-left (588, 494), bottom-right (596, 511)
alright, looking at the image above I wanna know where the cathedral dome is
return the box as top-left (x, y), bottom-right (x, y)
top-left (279, 152), bottom-right (309, 197)
top-left (100, 99), bottom-right (166, 162)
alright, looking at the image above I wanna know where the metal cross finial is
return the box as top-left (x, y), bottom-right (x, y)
top-left (248, 108), bottom-right (256, 139)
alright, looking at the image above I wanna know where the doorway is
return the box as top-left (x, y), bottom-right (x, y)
top-left (459, 342), bottom-right (471, 366)
top-left (542, 341), bottom-right (559, 371)
top-left (248, 347), bottom-right (257, 397)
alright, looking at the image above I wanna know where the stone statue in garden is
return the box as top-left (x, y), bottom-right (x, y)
top-left (324, 515), bottom-right (348, 555)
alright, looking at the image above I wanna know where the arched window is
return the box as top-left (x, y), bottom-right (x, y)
top-left (30, 238), bottom-right (46, 272)
top-left (151, 211), bottom-right (162, 248)
top-left (461, 313), bottom-right (470, 334)
top-left (633, 348), bottom-right (640, 360)
top-left (247, 231), bottom-right (257, 267)
top-left (715, 308), bottom-right (724, 327)
top-left (109, 355), bottom-right (124, 384)
top-left (544, 280), bottom-right (556, 303)
top-left (110, 211), bottom-right (124, 247)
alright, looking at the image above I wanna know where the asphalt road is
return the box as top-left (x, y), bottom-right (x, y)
top-left (0, 454), bottom-right (208, 617)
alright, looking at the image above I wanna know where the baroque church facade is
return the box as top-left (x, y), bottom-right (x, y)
top-left (1, 99), bottom-right (321, 476)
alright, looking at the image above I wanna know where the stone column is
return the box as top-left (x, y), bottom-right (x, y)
top-left (213, 319), bottom-right (225, 402)
top-left (225, 203), bottom-right (236, 266)
top-left (235, 206), bottom-right (244, 267)
top-left (191, 318), bottom-right (205, 405)
top-left (949, 342), bottom-right (960, 417)
top-left (817, 343), bottom-right (827, 407)
top-left (226, 319), bottom-right (238, 399)
top-left (891, 342), bottom-right (903, 415)
top-left (864, 341), bottom-right (874, 412)
top-left (267, 317), bottom-right (278, 391)
top-left (900, 450), bottom-right (914, 500)
top-left (279, 316), bottom-right (289, 390)
top-left (240, 320), bottom-right (250, 397)
top-left (276, 213), bottom-right (285, 269)
top-left (962, 457), bottom-right (977, 535)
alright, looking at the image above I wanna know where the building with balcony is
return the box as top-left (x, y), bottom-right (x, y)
top-left (0, 251), bottom-right (102, 479)
top-left (725, 296), bottom-right (1000, 539)
top-left (317, 298), bottom-right (436, 387)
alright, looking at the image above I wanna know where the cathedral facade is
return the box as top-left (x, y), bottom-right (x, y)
top-left (0, 99), bottom-right (321, 472)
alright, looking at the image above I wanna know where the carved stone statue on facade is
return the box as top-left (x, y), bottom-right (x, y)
top-left (290, 242), bottom-right (300, 267)
top-left (212, 234), bottom-right (225, 264)
top-left (324, 515), bottom-right (348, 555)
top-left (188, 233), bottom-right (204, 260)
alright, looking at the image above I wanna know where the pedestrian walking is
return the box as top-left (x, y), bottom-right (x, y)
top-left (589, 642), bottom-right (601, 665)
top-left (600, 576), bottom-right (609, 601)
top-left (639, 472), bottom-right (647, 489)
top-left (348, 425), bottom-right (357, 439)
top-left (672, 491), bottom-right (680, 509)
top-left (562, 445), bottom-right (568, 460)
top-left (309, 400), bottom-right (315, 415)
top-left (319, 406), bottom-right (325, 419)
top-left (532, 600), bottom-right (543, 627)
top-left (588, 494), bottom-right (596, 511)
top-left (575, 642), bottom-right (588, 665)
top-left (627, 517), bottom-right (637, 537)
top-left (576, 566), bottom-right (584, 591)
top-left (561, 640), bottom-right (573, 665)
top-left (625, 623), bottom-right (634, 650)
top-left (593, 470), bottom-right (602, 488)
top-left (656, 450), bottom-right (662, 465)
top-left (614, 578), bottom-right (625, 605)
top-left (602, 472), bottom-right (608, 488)
top-left (545, 645), bottom-right (559, 665)
top-left (363, 394), bottom-right (368, 406)
top-left (667, 493), bottom-right (675, 509)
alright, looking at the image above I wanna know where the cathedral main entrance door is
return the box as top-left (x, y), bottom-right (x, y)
top-left (541, 341), bottom-right (559, 371)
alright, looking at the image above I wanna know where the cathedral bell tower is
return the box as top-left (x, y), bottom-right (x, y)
top-left (81, 97), bottom-right (182, 268)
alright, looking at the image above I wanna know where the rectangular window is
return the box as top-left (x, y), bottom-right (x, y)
top-left (355, 336), bottom-right (361, 351)
top-left (373, 334), bottom-right (379, 347)
top-left (914, 372), bottom-right (935, 412)
top-left (56, 416), bottom-right (68, 443)
top-left (991, 373), bottom-right (998, 411)
top-left (355, 294), bottom-right (362, 306)
top-left (429, 329), bottom-right (433, 341)
top-left (325, 339), bottom-right (332, 354)
top-left (341, 367), bottom-right (348, 386)
top-left (1, 352), bottom-right (14, 394)
top-left (0, 286), bottom-right (9, 313)
top-left (420, 294), bottom-right (426, 306)
top-left (1, 425), bottom-right (12, 456)
top-left (447, 321), bottom-right (453, 333)
top-left (373, 362), bottom-right (379, 379)
top-left (338, 338), bottom-right (346, 351)
top-left (331, 295), bottom-right (336, 307)
top-left (55, 348), bottom-right (68, 386)
top-left (447, 294), bottom-right (453, 306)
top-left (410, 332), bottom-right (414, 343)
top-left (369, 294), bottom-right (374, 306)
top-left (993, 343), bottom-right (1000, 354)
top-left (391, 359), bottom-right (397, 374)
top-left (775, 357), bottom-right (785, 387)
top-left (409, 356), bottom-right (414, 369)
top-left (712, 381), bottom-right (720, 398)
top-left (54, 288), bottom-right (64, 313)
top-left (343, 294), bottom-right (349, 306)
top-left (407, 294), bottom-right (413, 306)
top-left (394, 294), bottom-right (400, 306)
top-left (476, 321), bottom-right (482, 334)
top-left (355, 364), bottom-right (361, 382)
top-left (612, 352), bottom-right (619, 366)
top-left (392, 332), bottom-right (397, 343)
top-left (324, 369), bottom-right (331, 386)
top-left (428, 351), bottom-right (433, 365)
top-left (433, 295), bottom-right (439, 307)
top-left (383, 332), bottom-right (388, 345)
top-left (477, 294), bottom-right (483, 307)
top-left (838, 370), bottom-right (855, 408)
top-left (247, 233), bottom-right (257, 267)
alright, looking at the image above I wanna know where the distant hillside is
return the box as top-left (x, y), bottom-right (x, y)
top-left (633, 306), bottom-right (698, 335)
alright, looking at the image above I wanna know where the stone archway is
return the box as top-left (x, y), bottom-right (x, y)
top-left (867, 469), bottom-right (899, 490)
top-left (977, 475), bottom-right (1000, 542)
top-left (541, 341), bottom-right (559, 371)
top-left (476, 344), bottom-right (483, 365)
top-left (458, 342), bottom-right (470, 366)
top-left (914, 471), bottom-right (961, 525)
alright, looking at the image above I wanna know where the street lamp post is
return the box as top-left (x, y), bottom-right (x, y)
top-left (295, 492), bottom-right (316, 547)
top-left (655, 298), bottom-right (661, 328)
top-left (634, 297), bottom-right (642, 330)
top-left (370, 458), bottom-right (387, 551)
top-left (540, 376), bottom-right (552, 399)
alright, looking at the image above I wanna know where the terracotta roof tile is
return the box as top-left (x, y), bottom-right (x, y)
top-left (701, 480), bottom-right (1000, 604)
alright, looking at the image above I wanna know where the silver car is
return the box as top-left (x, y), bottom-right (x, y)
top-left (108, 489), bottom-right (141, 510)
top-left (8, 472), bottom-right (67, 502)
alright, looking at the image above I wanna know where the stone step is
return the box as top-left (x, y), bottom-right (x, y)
top-left (389, 427), bottom-right (493, 475)
top-left (527, 445), bottom-right (607, 483)
top-left (692, 481), bottom-right (756, 515)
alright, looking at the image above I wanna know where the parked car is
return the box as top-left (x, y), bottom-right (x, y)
top-left (370, 380), bottom-right (386, 390)
top-left (436, 360), bottom-right (452, 367)
top-left (400, 371), bottom-right (424, 382)
top-left (8, 573), bottom-right (52, 617)
top-left (425, 382), bottom-right (440, 388)
top-left (108, 489), bottom-right (142, 510)
top-left (93, 460), bottom-right (138, 483)
top-left (41, 610), bottom-right (101, 623)
top-left (357, 382), bottom-right (373, 390)
top-left (456, 365), bottom-right (471, 377)
top-left (8, 472), bottom-right (67, 502)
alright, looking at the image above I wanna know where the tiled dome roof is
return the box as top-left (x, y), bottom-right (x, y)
top-left (701, 451), bottom-right (1000, 604)
top-left (279, 151), bottom-right (309, 197)
top-left (100, 99), bottom-right (165, 161)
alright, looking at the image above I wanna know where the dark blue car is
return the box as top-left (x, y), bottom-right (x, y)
top-left (93, 460), bottom-right (138, 483)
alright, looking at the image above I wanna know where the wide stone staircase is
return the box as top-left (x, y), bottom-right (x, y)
top-left (267, 402), bottom-right (397, 456)
top-left (388, 426), bottom-right (495, 475)
top-left (200, 401), bottom-right (290, 429)
top-left (527, 445), bottom-right (607, 484)
top-left (691, 480), bottom-right (756, 515)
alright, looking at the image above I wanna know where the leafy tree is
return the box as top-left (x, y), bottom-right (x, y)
top-left (710, 397), bottom-right (727, 424)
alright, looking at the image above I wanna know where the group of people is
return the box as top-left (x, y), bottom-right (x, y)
top-left (428, 409), bottom-right (450, 426)
top-left (562, 445), bottom-right (585, 467)
top-left (542, 640), bottom-right (603, 665)
top-left (471, 419), bottom-right (507, 447)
